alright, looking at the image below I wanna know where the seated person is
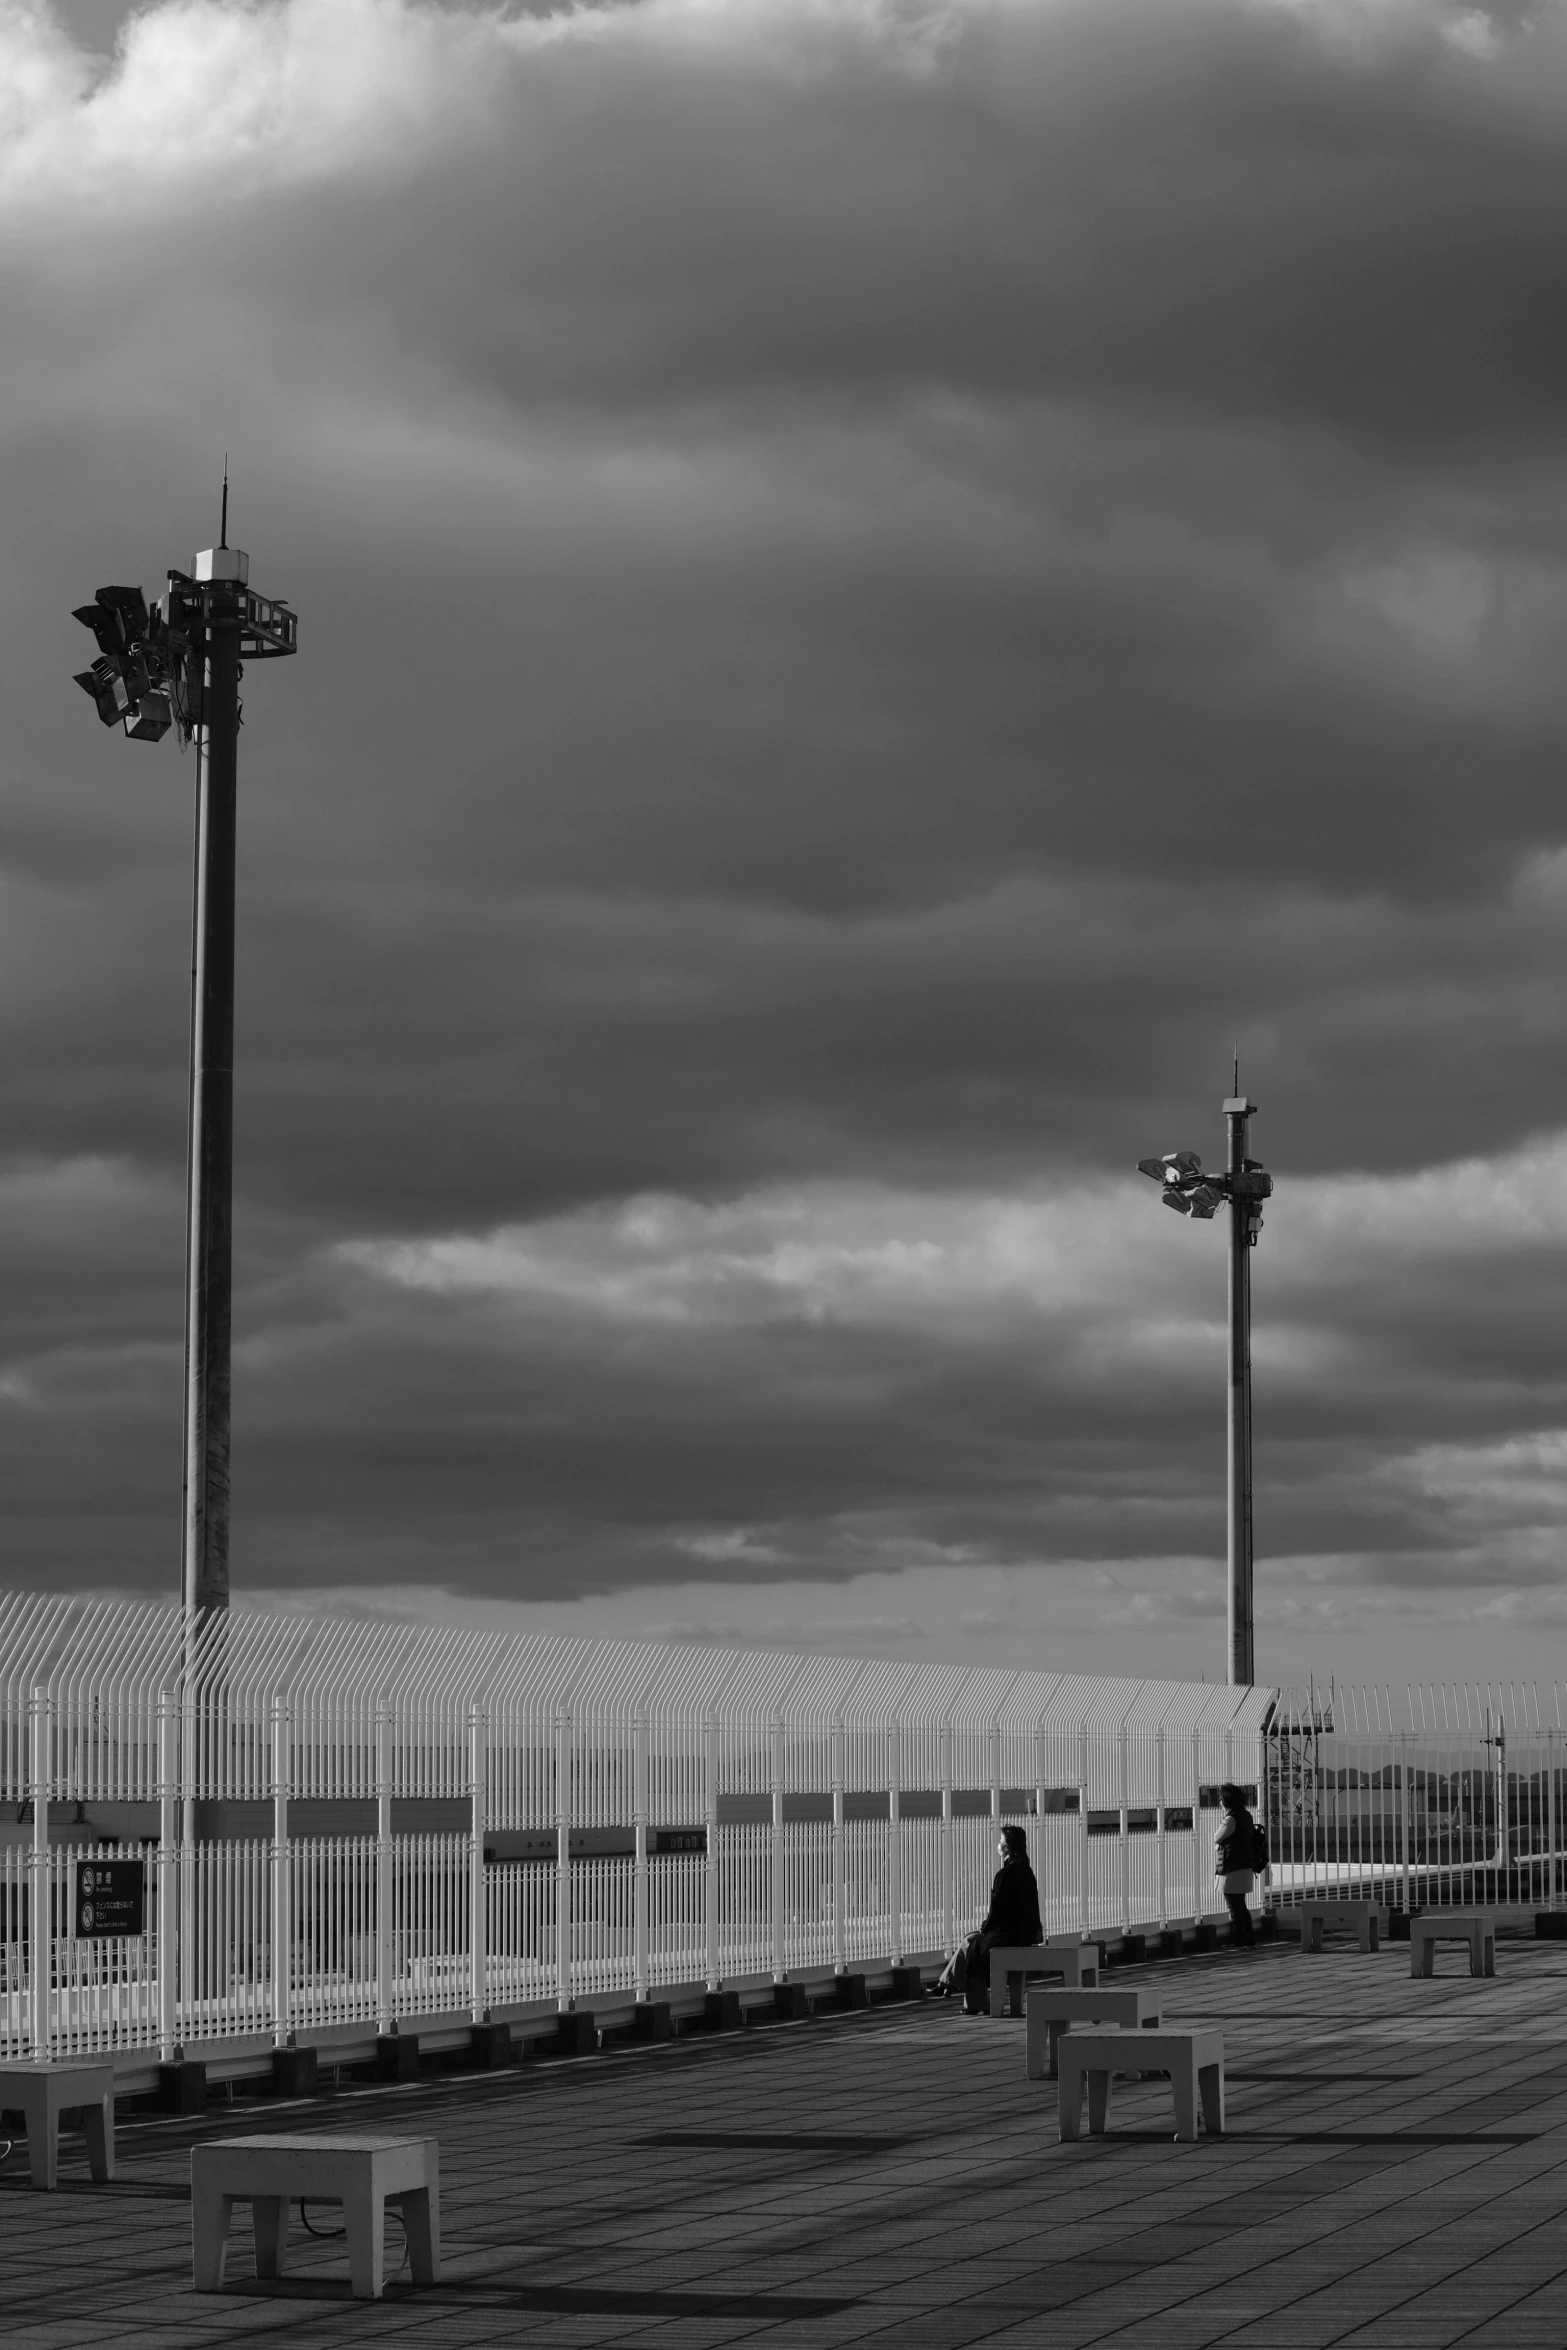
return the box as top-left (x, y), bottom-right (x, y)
top-left (935, 1824), bottom-right (1043, 2013)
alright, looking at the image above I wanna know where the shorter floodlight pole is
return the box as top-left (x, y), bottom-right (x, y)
top-left (1137, 1099), bottom-right (1271, 1686)
top-left (1224, 1092), bottom-right (1255, 1688)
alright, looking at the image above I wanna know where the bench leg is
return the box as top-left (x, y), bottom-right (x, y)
top-left (1412, 1941), bottom-right (1431, 1978)
top-left (1046, 2019), bottom-right (1067, 2081)
top-left (253, 2195), bottom-right (289, 2280)
top-left (1058, 2070), bottom-right (1084, 2142)
top-left (1303, 1918), bottom-right (1320, 1954)
top-left (1026, 2016), bottom-right (1048, 2081)
top-left (1365, 1919), bottom-right (1379, 1953)
top-left (1086, 2067), bottom-right (1112, 2136)
top-left (1198, 2060), bottom-right (1224, 2137)
top-left (82, 2095), bottom-right (114, 2184)
top-left (192, 2185), bottom-right (235, 2290)
top-left (22, 2085), bottom-right (55, 2192)
top-left (1482, 1934), bottom-right (1495, 1978)
top-left (1171, 2064), bottom-right (1198, 2143)
top-left (343, 2178), bottom-right (385, 2300)
top-left (398, 2186), bottom-right (439, 2285)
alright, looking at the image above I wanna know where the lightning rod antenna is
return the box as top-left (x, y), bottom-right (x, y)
top-left (220, 458), bottom-right (228, 551)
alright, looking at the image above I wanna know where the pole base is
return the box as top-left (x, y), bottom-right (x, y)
top-left (375, 2032), bottom-right (420, 2082)
top-left (469, 2022), bottom-right (513, 2068)
top-left (158, 2059), bottom-right (207, 2115)
top-left (270, 2047), bottom-right (318, 2098)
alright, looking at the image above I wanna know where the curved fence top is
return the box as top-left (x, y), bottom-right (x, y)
top-left (0, 1586), bottom-right (1280, 1737)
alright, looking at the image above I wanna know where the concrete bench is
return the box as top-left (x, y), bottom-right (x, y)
top-left (1410, 1913), bottom-right (1496, 1980)
top-left (1058, 2026), bottom-right (1224, 2143)
top-left (989, 1940), bottom-right (1100, 2016)
top-left (0, 2061), bottom-right (115, 2192)
top-left (192, 2134), bottom-right (440, 2300)
top-left (1025, 1987), bottom-right (1162, 2080)
top-left (1298, 1901), bottom-right (1383, 1954)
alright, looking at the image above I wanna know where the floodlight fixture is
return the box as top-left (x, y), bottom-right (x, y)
top-left (69, 482), bottom-right (298, 1635)
top-left (1136, 1082), bottom-right (1274, 1686)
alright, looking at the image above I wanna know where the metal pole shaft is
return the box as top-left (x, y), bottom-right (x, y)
top-left (1225, 1096), bottom-right (1254, 1686)
top-left (181, 613), bottom-right (239, 1627)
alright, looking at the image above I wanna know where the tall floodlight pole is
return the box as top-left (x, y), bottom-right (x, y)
top-left (72, 511), bottom-right (298, 1634)
top-left (182, 541), bottom-right (245, 1625)
top-left (1138, 1086), bottom-right (1273, 1685)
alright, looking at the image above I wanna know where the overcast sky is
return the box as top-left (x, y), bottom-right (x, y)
top-left (4, 0), bottom-right (1567, 1690)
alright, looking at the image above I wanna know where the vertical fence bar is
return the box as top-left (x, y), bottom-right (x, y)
top-left (469, 1704), bottom-right (487, 2024)
top-left (831, 1716), bottom-right (846, 1976)
top-left (1078, 1723), bottom-right (1090, 1939)
top-left (1192, 1727), bottom-right (1204, 1919)
top-left (770, 1713), bottom-right (786, 1982)
top-left (1550, 1727), bottom-right (1559, 1912)
top-left (1155, 1724), bottom-right (1167, 1931)
top-left (704, 1708), bottom-right (720, 1992)
top-left (634, 1705), bottom-right (650, 2003)
top-left (29, 1686), bottom-right (49, 2062)
top-left (180, 1678), bottom-right (196, 2027)
top-left (555, 1704), bottom-right (571, 2012)
top-left (939, 1722), bottom-right (954, 1958)
top-left (1034, 1717), bottom-right (1048, 1899)
top-left (1223, 1724), bottom-right (1236, 1929)
top-left (1118, 1720), bottom-right (1130, 1935)
top-left (887, 1723), bottom-right (902, 1968)
top-left (1400, 1728), bottom-right (1411, 1919)
top-left (158, 1688), bottom-right (178, 2063)
top-left (271, 1696), bottom-right (290, 2050)
top-left (989, 1718), bottom-right (1001, 1835)
top-left (376, 1700), bottom-right (393, 2034)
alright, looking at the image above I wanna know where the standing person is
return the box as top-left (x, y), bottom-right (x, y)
top-left (1215, 1782), bottom-right (1258, 1947)
top-left (935, 1825), bottom-right (1044, 2013)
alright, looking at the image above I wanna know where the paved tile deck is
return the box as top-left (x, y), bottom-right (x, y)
top-left (8, 1936), bottom-right (1567, 2345)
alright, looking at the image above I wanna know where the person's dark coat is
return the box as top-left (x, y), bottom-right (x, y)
top-left (979, 1856), bottom-right (1043, 1946)
top-left (1216, 1808), bottom-right (1255, 1876)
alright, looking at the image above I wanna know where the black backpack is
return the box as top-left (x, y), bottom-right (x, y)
top-left (1250, 1820), bottom-right (1269, 1871)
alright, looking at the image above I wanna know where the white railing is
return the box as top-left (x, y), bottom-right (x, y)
top-left (3, 1587), bottom-right (1559, 2063)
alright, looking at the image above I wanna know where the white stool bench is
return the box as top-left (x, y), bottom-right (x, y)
top-left (0, 2061), bottom-right (115, 2192)
top-left (1298, 1901), bottom-right (1383, 1953)
top-left (1058, 2027), bottom-right (1224, 2143)
top-left (1025, 1987), bottom-right (1162, 2079)
top-left (192, 2134), bottom-right (440, 2300)
top-left (989, 1940), bottom-right (1100, 2015)
top-left (1410, 1913), bottom-right (1496, 1979)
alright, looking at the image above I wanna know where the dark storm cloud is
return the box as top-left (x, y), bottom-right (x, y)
top-left (2, 0), bottom-right (1567, 1676)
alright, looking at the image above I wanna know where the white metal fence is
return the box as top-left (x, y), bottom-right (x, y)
top-left (1, 1589), bottom-right (1558, 2064)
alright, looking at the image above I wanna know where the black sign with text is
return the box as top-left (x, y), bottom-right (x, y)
top-left (73, 1857), bottom-right (145, 1940)
top-left (652, 1828), bottom-right (707, 1855)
